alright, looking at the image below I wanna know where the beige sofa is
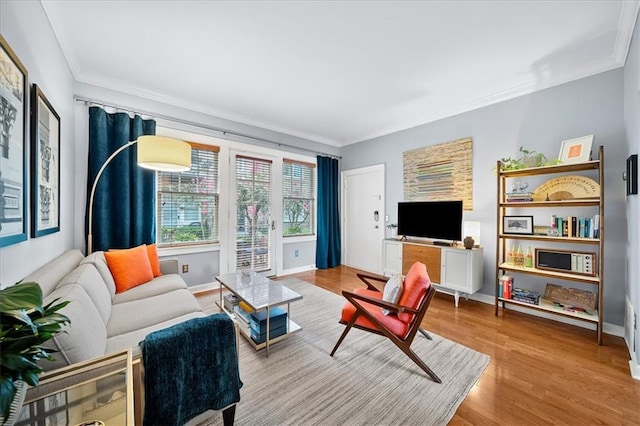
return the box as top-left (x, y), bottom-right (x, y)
top-left (21, 249), bottom-right (206, 371)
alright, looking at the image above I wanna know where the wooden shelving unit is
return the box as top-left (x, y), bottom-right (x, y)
top-left (495, 146), bottom-right (605, 344)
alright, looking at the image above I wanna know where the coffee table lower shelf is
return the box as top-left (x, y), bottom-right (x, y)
top-left (236, 318), bottom-right (302, 350)
top-left (216, 301), bottom-right (303, 350)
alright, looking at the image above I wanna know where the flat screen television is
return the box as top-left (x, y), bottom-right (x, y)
top-left (397, 200), bottom-right (463, 242)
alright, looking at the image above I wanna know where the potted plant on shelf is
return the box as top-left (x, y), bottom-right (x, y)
top-left (386, 223), bottom-right (398, 239)
top-left (494, 146), bottom-right (561, 173)
top-left (517, 147), bottom-right (544, 168)
top-left (0, 282), bottom-right (70, 425)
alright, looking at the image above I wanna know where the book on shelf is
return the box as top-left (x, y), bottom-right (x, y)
top-left (224, 293), bottom-right (240, 311)
top-left (512, 296), bottom-right (540, 305)
top-left (233, 304), bottom-right (252, 326)
top-left (547, 301), bottom-right (594, 315)
top-left (552, 214), bottom-right (599, 239)
top-left (238, 300), bottom-right (254, 313)
top-left (512, 287), bottom-right (540, 297)
top-left (505, 192), bottom-right (534, 202)
top-left (501, 275), bottom-right (513, 299)
top-left (511, 287), bottom-right (540, 305)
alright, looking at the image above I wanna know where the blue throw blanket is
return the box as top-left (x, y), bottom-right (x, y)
top-left (141, 314), bottom-right (242, 426)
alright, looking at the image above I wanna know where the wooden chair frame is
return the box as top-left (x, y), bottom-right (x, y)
top-left (330, 273), bottom-right (442, 383)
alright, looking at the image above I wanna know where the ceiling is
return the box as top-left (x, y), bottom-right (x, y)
top-left (41, 1), bottom-right (639, 147)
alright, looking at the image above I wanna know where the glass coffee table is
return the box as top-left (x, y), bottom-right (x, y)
top-left (216, 273), bottom-right (303, 356)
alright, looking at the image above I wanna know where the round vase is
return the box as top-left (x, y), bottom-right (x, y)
top-left (463, 236), bottom-right (475, 249)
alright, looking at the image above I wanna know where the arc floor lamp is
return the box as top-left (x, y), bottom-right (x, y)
top-left (87, 135), bottom-right (191, 254)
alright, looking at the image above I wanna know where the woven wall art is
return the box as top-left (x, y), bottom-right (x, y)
top-left (403, 137), bottom-right (473, 210)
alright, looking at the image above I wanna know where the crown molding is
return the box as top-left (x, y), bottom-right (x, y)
top-left (613, 0), bottom-right (640, 66)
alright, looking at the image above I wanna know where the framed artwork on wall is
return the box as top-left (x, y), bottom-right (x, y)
top-left (0, 35), bottom-right (28, 247)
top-left (31, 84), bottom-right (60, 237)
top-left (626, 154), bottom-right (638, 196)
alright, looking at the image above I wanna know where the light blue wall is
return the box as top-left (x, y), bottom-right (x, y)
top-left (283, 240), bottom-right (316, 271)
top-left (0, 1), bottom-right (76, 287)
top-left (342, 69), bottom-right (628, 326)
top-left (623, 10), bottom-right (640, 369)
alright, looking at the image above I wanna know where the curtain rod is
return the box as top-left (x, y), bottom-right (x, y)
top-left (74, 96), bottom-right (341, 159)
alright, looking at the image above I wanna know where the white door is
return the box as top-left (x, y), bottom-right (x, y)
top-left (229, 152), bottom-right (277, 276)
top-left (342, 164), bottom-right (385, 274)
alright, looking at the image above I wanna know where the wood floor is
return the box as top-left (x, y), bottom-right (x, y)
top-left (201, 265), bottom-right (640, 425)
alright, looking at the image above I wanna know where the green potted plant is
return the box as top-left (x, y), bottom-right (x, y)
top-left (518, 146), bottom-right (546, 168)
top-left (386, 223), bottom-right (398, 239)
top-left (494, 147), bottom-right (562, 174)
top-left (497, 156), bottom-right (525, 171)
top-left (0, 282), bottom-right (70, 425)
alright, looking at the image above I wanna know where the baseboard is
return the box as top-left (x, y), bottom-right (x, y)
top-left (189, 281), bottom-right (220, 295)
top-left (279, 265), bottom-right (317, 276)
top-left (629, 353), bottom-right (640, 380)
top-left (467, 292), bottom-right (624, 338)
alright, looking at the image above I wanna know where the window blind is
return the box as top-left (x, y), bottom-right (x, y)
top-left (157, 143), bottom-right (219, 246)
top-left (283, 159), bottom-right (315, 236)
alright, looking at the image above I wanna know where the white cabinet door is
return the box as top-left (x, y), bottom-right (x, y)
top-left (383, 240), bottom-right (402, 276)
top-left (441, 249), bottom-right (471, 292)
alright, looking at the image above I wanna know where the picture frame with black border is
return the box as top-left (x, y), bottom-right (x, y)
top-left (626, 154), bottom-right (638, 196)
top-left (0, 35), bottom-right (28, 247)
top-left (31, 84), bottom-right (60, 237)
top-left (503, 215), bottom-right (534, 235)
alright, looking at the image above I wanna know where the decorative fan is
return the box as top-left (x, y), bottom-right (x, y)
top-left (532, 175), bottom-right (600, 201)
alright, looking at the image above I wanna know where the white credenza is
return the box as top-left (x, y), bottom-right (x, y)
top-left (382, 239), bottom-right (483, 307)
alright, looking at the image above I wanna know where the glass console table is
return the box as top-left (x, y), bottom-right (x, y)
top-left (15, 350), bottom-right (134, 426)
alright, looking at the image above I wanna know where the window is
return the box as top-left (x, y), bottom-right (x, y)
top-left (282, 159), bottom-right (315, 236)
top-left (157, 143), bottom-right (219, 246)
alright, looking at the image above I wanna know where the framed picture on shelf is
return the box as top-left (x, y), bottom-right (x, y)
top-left (503, 215), bottom-right (534, 235)
top-left (0, 35), bottom-right (28, 247)
top-left (31, 84), bottom-right (60, 237)
top-left (558, 134), bottom-right (593, 164)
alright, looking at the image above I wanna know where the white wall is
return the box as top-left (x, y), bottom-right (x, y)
top-left (0, 1), bottom-right (76, 287)
top-left (623, 10), bottom-right (640, 376)
top-left (342, 69), bottom-right (628, 327)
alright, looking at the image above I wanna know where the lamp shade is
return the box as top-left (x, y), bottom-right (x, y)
top-left (137, 135), bottom-right (191, 171)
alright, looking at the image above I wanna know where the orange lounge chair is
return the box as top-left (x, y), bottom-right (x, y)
top-left (330, 262), bottom-right (441, 383)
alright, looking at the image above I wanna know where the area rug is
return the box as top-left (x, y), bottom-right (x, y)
top-left (195, 278), bottom-right (489, 426)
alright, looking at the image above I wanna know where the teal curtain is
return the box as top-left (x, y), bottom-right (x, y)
top-left (316, 156), bottom-right (341, 269)
top-left (85, 107), bottom-right (156, 252)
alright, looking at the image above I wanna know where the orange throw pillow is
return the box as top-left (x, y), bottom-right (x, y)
top-left (111, 243), bottom-right (162, 277)
top-left (105, 244), bottom-right (154, 293)
top-left (146, 244), bottom-right (162, 277)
